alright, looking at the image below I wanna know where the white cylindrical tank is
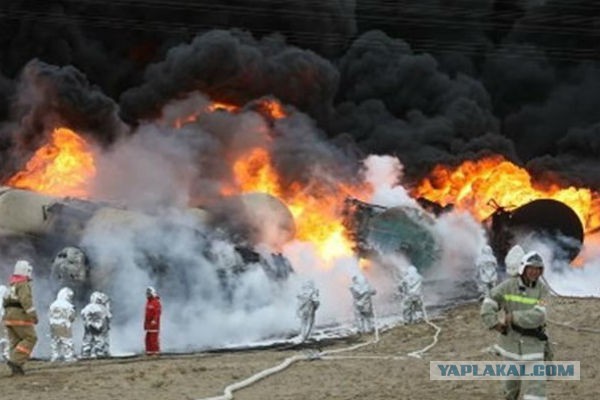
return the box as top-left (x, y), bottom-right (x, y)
top-left (0, 186), bottom-right (59, 235)
top-left (83, 207), bottom-right (157, 235)
top-left (237, 192), bottom-right (296, 249)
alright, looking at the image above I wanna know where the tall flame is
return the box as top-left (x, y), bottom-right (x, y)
top-left (232, 148), bottom-right (282, 196)
top-left (227, 147), bottom-right (360, 262)
top-left (6, 127), bottom-right (96, 198)
top-left (413, 155), bottom-right (600, 232)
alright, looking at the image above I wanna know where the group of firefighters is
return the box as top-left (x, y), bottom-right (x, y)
top-left (0, 260), bottom-right (162, 376)
top-left (295, 262), bottom-right (425, 343)
top-left (297, 243), bottom-right (551, 400)
top-left (0, 257), bottom-right (423, 375)
top-left (1, 244), bottom-right (551, 399)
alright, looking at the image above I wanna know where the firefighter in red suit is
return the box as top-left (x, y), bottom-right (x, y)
top-left (144, 287), bottom-right (161, 355)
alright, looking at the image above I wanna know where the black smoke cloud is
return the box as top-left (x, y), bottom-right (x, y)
top-left (0, 59), bottom-right (126, 181)
top-left (119, 29), bottom-right (340, 125)
top-left (1, 0), bottom-right (600, 188)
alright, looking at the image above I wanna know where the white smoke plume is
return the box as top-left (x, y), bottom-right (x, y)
top-left (361, 154), bottom-right (419, 208)
top-left (517, 233), bottom-right (600, 297)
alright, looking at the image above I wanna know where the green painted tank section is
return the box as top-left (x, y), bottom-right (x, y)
top-left (364, 206), bottom-right (441, 271)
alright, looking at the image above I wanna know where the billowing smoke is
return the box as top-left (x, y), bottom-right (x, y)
top-left (2, 0), bottom-right (600, 356)
top-left (3, 2), bottom-right (600, 183)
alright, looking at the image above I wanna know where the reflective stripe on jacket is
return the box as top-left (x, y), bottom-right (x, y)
top-left (481, 277), bottom-right (549, 360)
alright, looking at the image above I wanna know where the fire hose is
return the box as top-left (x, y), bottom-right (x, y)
top-left (196, 303), bottom-right (442, 400)
top-left (541, 276), bottom-right (600, 334)
top-left (196, 313), bottom-right (383, 400)
top-left (197, 275), bottom-right (596, 399)
top-left (406, 302), bottom-right (442, 359)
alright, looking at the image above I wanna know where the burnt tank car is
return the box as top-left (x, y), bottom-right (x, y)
top-left (0, 187), bottom-right (296, 295)
top-left (344, 196), bottom-right (585, 273)
top-left (342, 197), bottom-right (442, 272)
top-left (485, 198), bottom-right (584, 266)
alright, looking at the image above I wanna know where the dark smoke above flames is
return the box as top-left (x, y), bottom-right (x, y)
top-left (1, 0), bottom-right (600, 189)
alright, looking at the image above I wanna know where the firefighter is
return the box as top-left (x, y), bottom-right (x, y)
top-left (2, 260), bottom-right (38, 376)
top-left (481, 251), bottom-right (549, 400)
top-left (144, 286), bottom-right (162, 355)
top-left (398, 265), bottom-right (424, 324)
top-left (81, 291), bottom-right (111, 359)
top-left (0, 285), bottom-right (9, 361)
top-left (349, 274), bottom-right (377, 333)
top-left (504, 244), bottom-right (525, 277)
top-left (476, 245), bottom-right (498, 299)
top-left (296, 280), bottom-right (320, 343)
top-left (48, 287), bottom-right (77, 362)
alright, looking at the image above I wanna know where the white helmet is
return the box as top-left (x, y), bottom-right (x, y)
top-left (406, 265), bottom-right (419, 276)
top-left (57, 287), bottom-right (74, 303)
top-left (14, 260), bottom-right (33, 278)
top-left (518, 251), bottom-right (545, 275)
top-left (90, 291), bottom-right (109, 305)
top-left (146, 286), bottom-right (158, 298)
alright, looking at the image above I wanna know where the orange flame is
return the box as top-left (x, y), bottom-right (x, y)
top-left (227, 147), bottom-right (361, 262)
top-left (6, 127), bottom-right (96, 198)
top-left (173, 99), bottom-right (286, 129)
top-left (207, 101), bottom-right (239, 113)
top-left (254, 98), bottom-right (286, 120)
top-left (231, 148), bottom-right (282, 196)
top-left (174, 101), bottom-right (240, 128)
top-left (413, 155), bottom-right (600, 232)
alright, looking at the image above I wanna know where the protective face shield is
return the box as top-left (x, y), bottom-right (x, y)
top-left (90, 291), bottom-right (105, 304)
top-left (13, 260), bottom-right (33, 278)
top-left (98, 292), bottom-right (110, 306)
top-left (353, 273), bottom-right (366, 284)
top-left (518, 251), bottom-right (545, 275)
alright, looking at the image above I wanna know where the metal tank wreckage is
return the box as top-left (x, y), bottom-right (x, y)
top-left (0, 187), bottom-right (295, 297)
top-left (0, 187), bottom-right (584, 294)
top-left (342, 196), bottom-right (584, 273)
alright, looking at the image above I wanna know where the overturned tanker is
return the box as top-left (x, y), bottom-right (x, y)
top-left (485, 198), bottom-right (584, 266)
top-left (0, 187), bottom-right (296, 297)
top-left (342, 197), bottom-right (442, 271)
top-left (343, 196), bottom-right (585, 273)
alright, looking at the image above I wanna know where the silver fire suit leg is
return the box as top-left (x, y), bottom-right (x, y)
top-left (299, 306), bottom-right (316, 342)
top-left (51, 336), bottom-right (76, 362)
top-left (82, 330), bottom-right (110, 358)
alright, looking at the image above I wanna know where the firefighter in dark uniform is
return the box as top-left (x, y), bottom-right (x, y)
top-left (3, 260), bottom-right (38, 376)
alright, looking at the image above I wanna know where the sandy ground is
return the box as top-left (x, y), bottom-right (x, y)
top-left (1, 297), bottom-right (598, 400)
